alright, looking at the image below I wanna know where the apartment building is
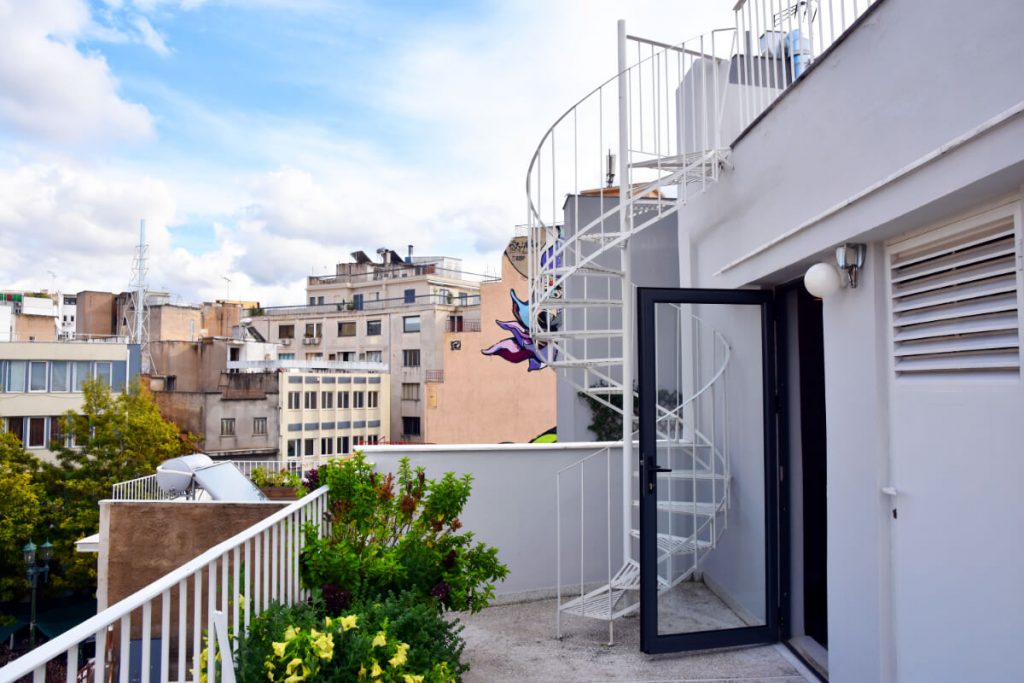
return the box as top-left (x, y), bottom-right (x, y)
top-left (0, 340), bottom-right (131, 461)
top-left (249, 249), bottom-right (486, 442)
top-left (0, 292), bottom-right (62, 342)
top-left (276, 367), bottom-right (390, 458)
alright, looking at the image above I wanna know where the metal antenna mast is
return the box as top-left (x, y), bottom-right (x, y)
top-left (128, 219), bottom-right (152, 373)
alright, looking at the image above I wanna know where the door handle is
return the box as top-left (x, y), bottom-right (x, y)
top-left (646, 464), bottom-right (672, 492)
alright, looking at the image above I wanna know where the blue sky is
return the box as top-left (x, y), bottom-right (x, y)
top-left (0, 0), bottom-right (733, 304)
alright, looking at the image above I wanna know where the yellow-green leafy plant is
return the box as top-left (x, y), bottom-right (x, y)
top-left (237, 601), bottom-right (457, 682)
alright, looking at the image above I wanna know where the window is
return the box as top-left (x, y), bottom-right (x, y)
top-left (50, 417), bottom-right (65, 448)
top-left (51, 361), bottom-right (69, 392)
top-left (364, 350), bottom-right (383, 363)
top-left (229, 347), bottom-right (240, 361)
top-left (221, 418), bottom-right (236, 436)
top-left (288, 391), bottom-right (301, 409)
top-left (317, 296), bottom-right (325, 305)
top-left (27, 417), bottom-right (46, 448)
top-left (321, 437), bottom-right (334, 455)
top-left (166, 376), bottom-right (177, 391)
top-left (368, 435), bottom-right (379, 445)
top-left (404, 288), bottom-right (416, 304)
top-left (95, 362), bottom-right (112, 388)
top-left (402, 416), bottom-right (421, 436)
top-left (448, 315), bottom-right (464, 332)
top-left (353, 435), bottom-right (365, 447)
top-left (253, 417), bottom-right (267, 435)
top-left (338, 436), bottom-right (349, 454)
top-left (305, 323), bottom-right (322, 338)
top-left (287, 439), bottom-right (300, 457)
top-left (338, 321), bottom-right (356, 337)
top-left (29, 361), bottom-right (47, 392)
top-left (304, 391), bottom-right (318, 410)
top-left (309, 297), bottom-right (316, 305)
top-left (368, 391), bottom-right (379, 408)
top-left (279, 353), bottom-right (295, 360)
top-left (353, 294), bottom-right (364, 311)
top-left (353, 391), bottom-right (365, 409)
top-left (73, 361), bottom-right (91, 391)
top-left (341, 351), bottom-right (355, 362)
top-left (279, 325), bottom-right (295, 339)
top-left (367, 320), bottom-right (382, 336)
top-left (402, 383), bottom-right (420, 401)
top-left (458, 292), bottom-right (469, 305)
top-left (305, 352), bottom-right (323, 360)
top-left (403, 315), bottom-right (421, 333)
top-left (8, 361), bottom-right (26, 392)
top-left (304, 438), bottom-right (316, 456)
top-left (5, 417), bottom-right (24, 443)
top-left (322, 391), bottom-right (333, 409)
top-left (338, 391), bottom-right (350, 409)
top-left (403, 349), bottom-right (421, 367)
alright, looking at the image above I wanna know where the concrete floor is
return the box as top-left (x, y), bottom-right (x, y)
top-left (459, 595), bottom-right (812, 683)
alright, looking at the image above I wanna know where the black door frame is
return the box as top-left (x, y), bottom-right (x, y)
top-left (637, 286), bottom-right (781, 654)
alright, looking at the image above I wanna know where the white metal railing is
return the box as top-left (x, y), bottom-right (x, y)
top-left (112, 458), bottom-right (336, 500)
top-left (111, 474), bottom-right (175, 501)
top-left (226, 359), bottom-right (388, 373)
top-left (0, 487), bottom-right (330, 683)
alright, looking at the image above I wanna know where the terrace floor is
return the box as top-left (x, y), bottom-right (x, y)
top-left (459, 596), bottom-right (814, 683)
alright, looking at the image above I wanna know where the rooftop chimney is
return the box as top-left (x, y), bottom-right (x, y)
top-left (406, 245), bottom-right (414, 264)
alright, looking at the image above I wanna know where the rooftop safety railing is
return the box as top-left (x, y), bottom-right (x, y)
top-left (252, 292), bottom-right (482, 318)
top-left (307, 264), bottom-right (499, 286)
top-left (0, 487), bottom-right (331, 683)
top-left (226, 359), bottom-right (389, 373)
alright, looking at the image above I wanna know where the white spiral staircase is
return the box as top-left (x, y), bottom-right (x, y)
top-left (527, 1), bottom-right (856, 639)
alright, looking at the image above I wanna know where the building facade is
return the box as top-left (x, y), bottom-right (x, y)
top-left (0, 340), bottom-right (131, 461)
top-left (249, 251), bottom-right (486, 442)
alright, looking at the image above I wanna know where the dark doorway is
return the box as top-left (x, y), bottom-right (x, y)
top-left (796, 287), bottom-right (828, 646)
top-left (780, 282), bottom-right (828, 678)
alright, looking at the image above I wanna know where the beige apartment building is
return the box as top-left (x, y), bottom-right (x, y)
top-left (249, 250), bottom-right (485, 442)
top-left (0, 340), bottom-right (131, 461)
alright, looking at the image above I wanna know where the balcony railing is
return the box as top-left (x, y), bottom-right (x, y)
top-left (425, 370), bottom-right (444, 383)
top-left (0, 487), bottom-right (331, 683)
top-left (307, 264), bottom-right (499, 286)
top-left (252, 293), bottom-right (482, 318)
top-left (226, 359), bottom-right (388, 373)
top-left (445, 319), bottom-right (482, 333)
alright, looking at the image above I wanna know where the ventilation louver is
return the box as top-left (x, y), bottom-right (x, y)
top-left (890, 216), bottom-right (1020, 377)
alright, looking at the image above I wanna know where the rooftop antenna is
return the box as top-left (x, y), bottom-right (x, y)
top-left (605, 149), bottom-right (616, 187)
top-left (222, 276), bottom-right (232, 302)
top-left (128, 219), bottom-right (152, 373)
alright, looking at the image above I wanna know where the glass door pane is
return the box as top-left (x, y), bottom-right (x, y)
top-left (638, 288), bottom-right (777, 653)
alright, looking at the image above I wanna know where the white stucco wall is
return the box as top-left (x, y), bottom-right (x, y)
top-left (363, 442), bottom-right (624, 597)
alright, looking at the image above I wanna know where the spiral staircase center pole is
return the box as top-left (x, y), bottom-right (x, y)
top-left (617, 18), bottom-right (634, 570)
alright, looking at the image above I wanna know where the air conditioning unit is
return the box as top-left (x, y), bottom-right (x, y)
top-left (312, 337), bottom-right (321, 345)
top-left (281, 339), bottom-right (291, 346)
top-left (303, 338), bottom-right (312, 345)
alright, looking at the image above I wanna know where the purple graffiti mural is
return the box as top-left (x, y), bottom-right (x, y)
top-left (481, 289), bottom-right (551, 371)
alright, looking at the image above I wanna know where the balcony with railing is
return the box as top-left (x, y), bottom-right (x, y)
top-left (250, 293), bottom-right (483, 319)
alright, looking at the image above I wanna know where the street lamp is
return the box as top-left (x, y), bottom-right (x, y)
top-left (23, 539), bottom-right (53, 648)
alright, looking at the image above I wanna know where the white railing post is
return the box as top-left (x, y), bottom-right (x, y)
top-left (617, 18), bottom-right (634, 570)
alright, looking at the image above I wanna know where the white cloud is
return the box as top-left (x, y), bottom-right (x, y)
top-left (0, 0), bottom-right (154, 145)
top-left (132, 15), bottom-right (172, 57)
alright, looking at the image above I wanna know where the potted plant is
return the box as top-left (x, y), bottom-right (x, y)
top-left (250, 467), bottom-right (304, 500)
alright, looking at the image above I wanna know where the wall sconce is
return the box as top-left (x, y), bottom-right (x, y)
top-left (804, 243), bottom-right (867, 298)
top-left (836, 243), bottom-right (866, 288)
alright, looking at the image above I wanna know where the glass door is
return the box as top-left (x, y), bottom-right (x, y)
top-left (637, 287), bottom-right (779, 653)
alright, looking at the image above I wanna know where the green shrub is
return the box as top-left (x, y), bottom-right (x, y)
top-left (236, 598), bottom-right (461, 682)
top-left (300, 454), bottom-right (508, 613)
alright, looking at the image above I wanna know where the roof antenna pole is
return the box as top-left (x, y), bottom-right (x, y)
top-left (129, 219), bottom-right (151, 373)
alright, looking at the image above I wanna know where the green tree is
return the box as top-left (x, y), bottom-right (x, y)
top-left (0, 432), bottom-right (41, 609)
top-left (43, 378), bottom-right (191, 591)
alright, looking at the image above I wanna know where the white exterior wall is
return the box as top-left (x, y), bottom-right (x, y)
top-left (363, 442), bottom-right (624, 596)
top-left (668, 1), bottom-right (1024, 681)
